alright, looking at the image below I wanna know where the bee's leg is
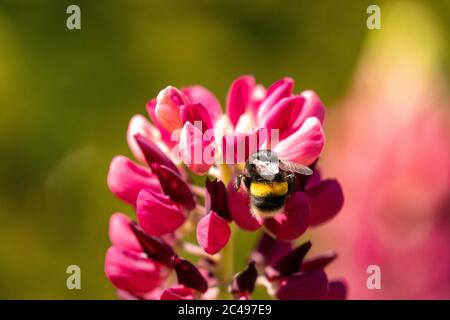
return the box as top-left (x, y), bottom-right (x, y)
top-left (235, 175), bottom-right (243, 191)
top-left (287, 173), bottom-right (296, 194)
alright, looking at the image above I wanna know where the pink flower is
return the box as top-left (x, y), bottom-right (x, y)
top-left (105, 75), bottom-right (345, 300)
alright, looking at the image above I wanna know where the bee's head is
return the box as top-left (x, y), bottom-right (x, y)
top-left (246, 150), bottom-right (279, 181)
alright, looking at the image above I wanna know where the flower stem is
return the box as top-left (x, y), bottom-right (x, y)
top-left (216, 163), bottom-right (235, 299)
top-left (217, 223), bottom-right (236, 299)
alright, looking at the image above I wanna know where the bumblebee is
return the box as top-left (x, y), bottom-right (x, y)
top-left (235, 150), bottom-right (313, 218)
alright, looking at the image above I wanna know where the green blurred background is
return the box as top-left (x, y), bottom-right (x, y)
top-left (0, 0), bottom-right (448, 299)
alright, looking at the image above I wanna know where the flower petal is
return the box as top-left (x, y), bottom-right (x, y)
top-left (137, 189), bottom-right (186, 236)
top-left (257, 77), bottom-right (294, 122)
top-left (301, 252), bottom-right (338, 272)
top-left (129, 223), bottom-right (175, 268)
top-left (134, 133), bottom-right (179, 174)
top-left (180, 103), bottom-right (213, 133)
top-left (251, 233), bottom-right (293, 266)
top-left (227, 182), bottom-right (261, 231)
top-left (107, 156), bottom-right (161, 206)
top-left (305, 179), bottom-right (344, 226)
top-left (105, 246), bottom-right (164, 294)
top-left (263, 192), bottom-right (310, 241)
top-left (182, 85), bottom-right (222, 124)
top-left (205, 178), bottom-right (230, 221)
top-left (324, 280), bottom-right (347, 300)
top-left (196, 211), bottom-right (231, 255)
top-left (231, 261), bottom-right (258, 295)
top-left (150, 163), bottom-right (196, 210)
top-left (221, 132), bottom-right (260, 164)
top-left (274, 117), bottom-right (325, 166)
top-left (226, 75), bottom-right (255, 127)
top-left (297, 90), bottom-right (325, 125)
top-left (265, 241), bottom-right (312, 279)
top-left (171, 256), bottom-right (208, 293)
top-left (179, 121), bottom-right (213, 175)
top-left (146, 99), bottom-right (176, 148)
top-left (276, 269), bottom-right (328, 300)
top-left (109, 213), bottom-right (141, 251)
top-left (160, 285), bottom-right (195, 300)
top-left (155, 86), bottom-right (187, 132)
top-left (127, 115), bottom-right (161, 164)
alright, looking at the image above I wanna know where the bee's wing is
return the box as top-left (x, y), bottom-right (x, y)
top-left (279, 160), bottom-right (313, 176)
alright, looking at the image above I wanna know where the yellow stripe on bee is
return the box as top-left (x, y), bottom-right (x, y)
top-left (250, 181), bottom-right (288, 197)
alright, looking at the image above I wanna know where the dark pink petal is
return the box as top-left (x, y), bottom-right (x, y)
top-left (160, 285), bottom-right (195, 300)
top-left (265, 241), bottom-right (312, 280)
top-left (134, 133), bottom-right (179, 174)
top-left (154, 86), bottom-right (188, 131)
top-left (205, 178), bottom-right (230, 221)
top-left (259, 96), bottom-right (306, 140)
top-left (127, 115), bottom-right (161, 164)
top-left (105, 246), bottom-right (164, 294)
top-left (301, 252), bottom-right (338, 273)
top-left (251, 233), bottom-right (292, 266)
top-left (257, 77), bottom-right (294, 122)
top-left (305, 179), bottom-right (344, 226)
top-left (324, 280), bottom-right (347, 300)
top-left (180, 103), bottom-right (213, 133)
top-left (179, 121), bottom-right (213, 175)
top-left (181, 86), bottom-right (222, 124)
top-left (226, 75), bottom-right (255, 127)
top-left (276, 270), bottom-right (329, 300)
top-left (171, 256), bottom-right (208, 293)
top-left (304, 168), bottom-right (322, 189)
top-left (150, 163), bottom-right (196, 210)
top-left (137, 189), bottom-right (186, 236)
top-left (263, 192), bottom-right (310, 241)
top-left (274, 117), bottom-right (325, 166)
top-left (231, 261), bottom-right (258, 295)
top-left (109, 213), bottom-right (141, 251)
top-left (197, 211), bottom-right (231, 255)
top-left (107, 156), bottom-right (161, 206)
top-left (146, 99), bottom-right (176, 148)
top-left (130, 223), bottom-right (175, 268)
top-left (227, 182), bottom-right (261, 231)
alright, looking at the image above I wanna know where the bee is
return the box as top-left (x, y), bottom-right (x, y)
top-left (235, 149), bottom-right (313, 218)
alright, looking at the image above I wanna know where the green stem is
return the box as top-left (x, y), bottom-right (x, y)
top-left (217, 223), bottom-right (236, 299)
top-left (216, 164), bottom-right (235, 299)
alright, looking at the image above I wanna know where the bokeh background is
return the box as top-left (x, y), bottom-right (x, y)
top-left (0, 0), bottom-right (449, 299)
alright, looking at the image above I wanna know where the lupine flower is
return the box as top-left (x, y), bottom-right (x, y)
top-left (105, 75), bottom-right (345, 299)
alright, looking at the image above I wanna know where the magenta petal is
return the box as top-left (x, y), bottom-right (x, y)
top-left (196, 211), bottom-right (231, 255)
top-left (171, 256), bottom-right (208, 293)
top-left (137, 189), bottom-right (186, 236)
top-left (182, 85), bottom-right (222, 124)
top-left (231, 261), bottom-right (258, 295)
top-left (134, 133), bottom-right (179, 174)
top-left (154, 86), bottom-right (187, 131)
top-left (259, 96), bottom-right (305, 140)
top-left (276, 270), bottom-right (328, 300)
top-left (221, 132), bottom-right (259, 164)
top-left (180, 103), bottom-right (213, 133)
top-left (324, 280), bottom-right (347, 300)
top-left (107, 156), bottom-right (161, 206)
top-left (205, 178), bottom-right (230, 221)
top-left (226, 75), bottom-right (255, 127)
top-left (266, 241), bottom-right (312, 279)
top-left (179, 121), bottom-right (213, 175)
top-left (127, 115), bottom-right (160, 164)
top-left (274, 117), bottom-right (325, 166)
top-left (160, 285), bottom-right (195, 300)
top-left (301, 252), bottom-right (338, 272)
top-left (109, 213), bottom-right (141, 251)
top-left (227, 182), bottom-right (261, 231)
top-left (263, 192), bottom-right (310, 241)
top-left (105, 246), bottom-right (163, 294)
top-left (150, 163), bottom-right (196, 210)
top-left (252, 233), bottom-right (292, 266)
top-left (257, 77), bottom-right (294, 122)
top-left (305, 179), bottom-right (344, 226)
top-left (146, 99), bottom-right (176, 148)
